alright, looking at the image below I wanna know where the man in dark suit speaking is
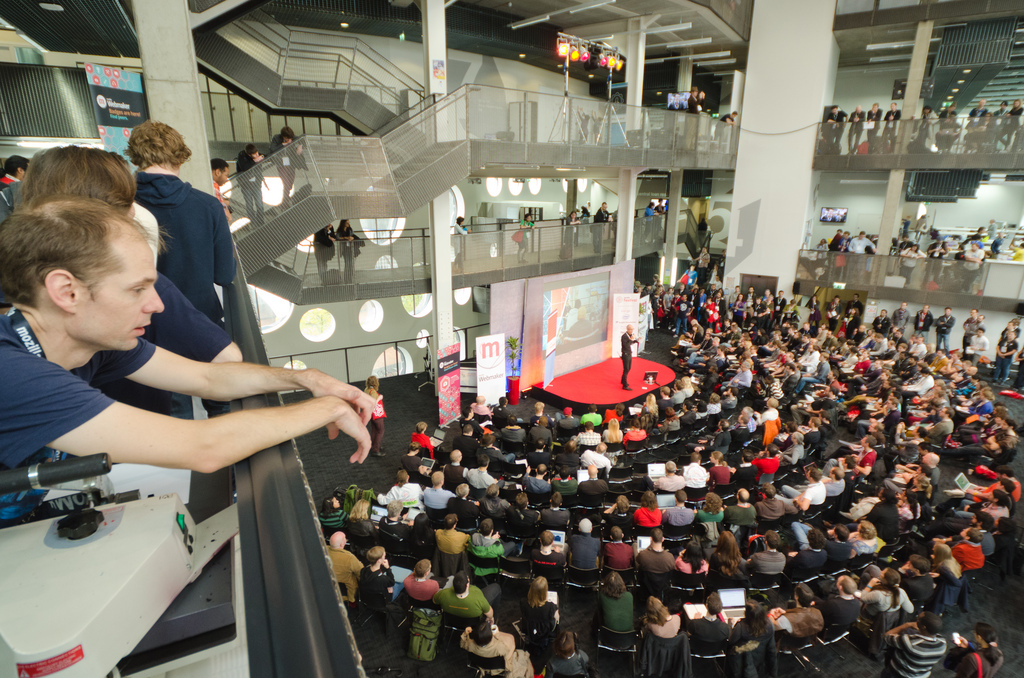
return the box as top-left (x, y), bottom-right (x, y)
top-left (621, 324), bottom-right (639, 390)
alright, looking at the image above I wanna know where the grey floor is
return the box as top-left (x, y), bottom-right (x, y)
top-left (287, 329), bottom-right (1024, 678)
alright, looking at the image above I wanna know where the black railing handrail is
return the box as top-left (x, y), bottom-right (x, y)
top-left (222, 261), bottom-right (364, 678)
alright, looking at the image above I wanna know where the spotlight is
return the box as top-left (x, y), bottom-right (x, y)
top-left (570, 42), bottom-right (581, 61)
top-left (607, 56), bottom-right (617, 70)
top-left (556, 38), bottom-right (569, 57)
top-left (580, 49), bottom-right (590, 62)
top-left (615, 56), bottom-right (624, 71)
top-left (599, 52), bottom-right (609, 67)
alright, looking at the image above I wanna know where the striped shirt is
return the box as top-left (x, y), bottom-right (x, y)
top-left (885, 630), bottom-right (946, 678)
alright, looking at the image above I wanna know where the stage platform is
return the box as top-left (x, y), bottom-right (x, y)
top-left (528, 357), bottom-right (677, 411)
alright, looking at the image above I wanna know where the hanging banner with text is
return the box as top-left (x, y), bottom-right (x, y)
top-left (84, 63), bottom-right (148, 159)
top-left (612, 293), bottom-right (640, 358)
top-left (475, 333), bottom-right (506, 405)
top-left (437, 343), bottom-right (462, 426)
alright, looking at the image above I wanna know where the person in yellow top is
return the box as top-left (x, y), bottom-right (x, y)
top-left (327, 532), bottom-right (363, 604)
top-left (1013, 242), bottom-right (1024, 261)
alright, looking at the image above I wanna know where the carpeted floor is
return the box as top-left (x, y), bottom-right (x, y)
top-left (287, 328), bottom-right (1024, 678)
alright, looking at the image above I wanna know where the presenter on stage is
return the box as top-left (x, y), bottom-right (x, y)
top-left (621, 324), bottom-right (640, 390)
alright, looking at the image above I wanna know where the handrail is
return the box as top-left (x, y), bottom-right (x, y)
top-left (221, 262), bottom-right (365, 678)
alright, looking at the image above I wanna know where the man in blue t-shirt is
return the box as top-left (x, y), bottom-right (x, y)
top-left (0, 197), bottom-right (375, 527)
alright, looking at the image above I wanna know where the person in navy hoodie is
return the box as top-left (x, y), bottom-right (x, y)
top-left (128, 120), bottom-right (236, 329)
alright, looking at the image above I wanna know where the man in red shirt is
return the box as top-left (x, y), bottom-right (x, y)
top-left (950, 528), bottom-right (985, 571)
top-left (0, 155), bottom-right (28, 185)
top-left (972, 465), bottom-right (1020, 503)
top-left (601, 526), bottom-right (634, 569)
top-left (752, 446), bottom-right (781, 483)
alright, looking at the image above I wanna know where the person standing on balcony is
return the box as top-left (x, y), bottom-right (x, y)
top-left (847, 105), bottom-right (865, 154)
top-left (913, 305), bottom-right (934, 340)
top-left (866, 103), bottom-right (883, 153)
top-left (313, 224), bottom-right (336, 284)
top-left (1002, 99), bottom-right (1023, 150)
top-left (882, 103), bottom-right (901, 153)
top-left (235, 143), bottom-right (266, 226)
top-left (823, 105), bottom-right (846, 153)
top-left (969, 99), bottom-right (990, 124)
top-left (335, 219), bottom-right (360, 284)
top-left (592, 202), bottom-right (610, 255)
top-left (269, 126), bottom-right (304, 211)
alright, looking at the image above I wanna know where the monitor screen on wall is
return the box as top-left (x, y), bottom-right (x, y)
top-left (667, 93), bottom-right (686, 110)
top-left (820, 207), bottom-right (848, 223)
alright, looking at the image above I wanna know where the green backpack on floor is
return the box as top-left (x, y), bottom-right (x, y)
top-left (337, 484), bottom-right (376, 516)
top-left (407, 608), bottom-right (442, 662)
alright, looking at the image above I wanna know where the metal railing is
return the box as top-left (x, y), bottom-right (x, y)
top-left (812, 118), bottom-right (1024, 169)
top-left (195, 9), bottom-right (423, 130)
top-left (792, 249), bottom-right (1024, 312)
top-left (245, 219), bottom-right (618, 304)
top-left (631, 213), bottom-right (666, 259)
top-left (267, 323), bottom-right (490, 384)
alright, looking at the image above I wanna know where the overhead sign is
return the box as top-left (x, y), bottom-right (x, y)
top-left (84, 63), bottom-right (148, 159)
top-left (475, 333), bottom-right (506, 405)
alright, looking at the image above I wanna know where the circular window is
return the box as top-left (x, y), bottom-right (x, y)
top-left (486, 177), bottom-right (502, 197)
top-left (528, 178), bottom-right (542, 195)
top-left (577, 178), bottom-right (588, 192)
top-left (450, 186), bottom-right (465, 227)
top-left (248, 285), bottom-right (294, 334)
top-left (296, 233), bottom-right (315, 253)
top-left (360, 217), bottom-right (405, 245)
top-left (283, 359), bottom-right (307, 370)
top-left (358, 300), bottom-right (384, 332)
top-left (508, 178), bottom-right (523, 196)
top-left (454, 287), bottom-right (472, 305)
top-left (415, 328), bottom-right (431, 348)
top-left (561, 179), bottom-right (568, 193)
top-left (402, 293), bottom-right (433, 318)
top-left (454, 327), bottom-right (467, 360)
top-left (372, 346), bottom-right (414, 378)
top-left (375, 255), bottom-right (398, 269)
top-left (299, 308), bottom-right (336, 342)
top-left (261, 177), bottom-right (285, 207)
top-left (230, 217), bottom-right (250, 234)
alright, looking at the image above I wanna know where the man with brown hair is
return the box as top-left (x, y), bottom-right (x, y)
top-left (0, 196), bottom-right (374, 527)
top-left (129, 120), bottom-right (235, 328)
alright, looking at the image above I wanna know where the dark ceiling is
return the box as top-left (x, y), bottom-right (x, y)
top-left (0, 0), bottom-right (137, 57)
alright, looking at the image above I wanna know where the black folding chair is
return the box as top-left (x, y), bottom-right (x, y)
top-left (596, 627), bottom-right (638, 678)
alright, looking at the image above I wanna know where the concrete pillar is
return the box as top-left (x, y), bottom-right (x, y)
top-left (676, 58), bottom-right (693, 94)
top-left (664, 170), bottom-right (684, 283)
top-left (615, 168), bottom-right (639, 263)
top-left (903, 21), bottom-right (934, 119)
top-left (420, 0), bottom-right (447, 96)
top-left (428, 195), bottom-right (455, 394)
top-left (566, 179), bottom-right (578, 216)
top-left (132, 0), bottom-right (212, 195)
top-left (879, 170), bottom-right (906, 252)
top-left (723, 0), bottom-right (838, 296)
top-left (729, 70), bottom-right (745, 118)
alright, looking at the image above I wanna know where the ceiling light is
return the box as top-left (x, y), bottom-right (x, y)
top-left (958, 79), bottom-right (965, 83)
top-left (657, 91), bottom-right (662, 95)
top-left (952, 88), bottom-right (959, 92)
top-left (568, 0), bottom-right (617, 14)
top-left (645, 58), bottom-right (668, 64)
top-left (697, 58), bottom-right (736, 66)
top-left (339, 22), bottom-right (349, 28)
top-left (865, 41), bottom-right (914, 50)
top-left (39, 2), bottom-right (64, 10)
top-left (588, 74), bottom-right (594, 78)
top-left (557, 39), bottom-right (570, 57)
top-left (691, 51), bottom-right (731, 60)
top-left (963, 69), bottom-right (972, 73)
top-left (868, 55), bottom-right (912, 62)
top-left (510, 14), bottom-right (550, 29)
top-left (570, 46), bottom-right (581, 61)
top-left (947, 95), bottom-right (953, 99)
top-left (663, 37), bottom-right (713, 49)
top-left (646, 22), bottom-right (692, 35)
top-left (519, 53), bottom-right (526, 58)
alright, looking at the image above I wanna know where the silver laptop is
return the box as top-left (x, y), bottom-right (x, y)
top-left (656, 493), bottom-right (677, 509)
top-left (954, 472), bottom-right (981, 494)
top-left (648, 463), bottom-right (667, 479)
top-left (636, 535), bottom-right (652, 551)
top-left (719, 588), bottom-right (746, 619)
top-left (550, 530), bottom-right (566, 547)
top-left (421, 458), bottom-right (436, 472)
top-left (371, 505), bottom-right (388, 520)
top-left (577, 469), bottom-right (590, 483)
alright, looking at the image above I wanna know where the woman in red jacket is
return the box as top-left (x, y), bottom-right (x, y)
top-left (633, 491), bottom-right (663, 527)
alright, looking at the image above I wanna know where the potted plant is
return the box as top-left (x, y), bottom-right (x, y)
top-left (505, 335), bottom-right (523, 405)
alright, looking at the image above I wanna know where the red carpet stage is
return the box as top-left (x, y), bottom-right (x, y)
top-left (528, 357), bottom-right (677, 411)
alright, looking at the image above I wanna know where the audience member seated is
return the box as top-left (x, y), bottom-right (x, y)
top-left (403, 559), bottom-right (441, 607)
top-left (506, 493), bottom-right (540, 533)
top-left (569, 518), bottom-right (601, 569)
top-left (635, 528), bottom-right (676, 595)
top-left (551, 467), bottom-right (579, 497)
top-left (401, 442), bottom-right (431, 478)
top-left (467, 454), bottom-right (502, 493)
top-left (642, 596), bottom-right (681, 638)
top-left (578, 465), bottom-right (609, 500)
top-left (458, 407), bottom-right (485, 438)
top-left (723, 489), bottom-right (757, 528)
top-left (880, 612), bottom-right (946, 678)
top-left (653, 460), bottom-right (686, 492)
top-left (327, 532), bottom-right (363, 605)
top-left (540, 492), bottom-right (571, 530)
top-left (531, 530), bottom-right (567, 569)
top-left (603, 417), bottom-right (624, 444)
top-left (860, 567), bottom-right (915, 624)
top-left (501, 417), bottom-right (527, 446)
top-left (755, 484), bottom-right (797, 522)
top-left (460, 619), bottom-right (533, 678)
top-left (682, 452), bottom-right (711, 488)
top-left (785, 526), bottom-right (828, 574)
top-left (686, 592), bottom-right (729, 642)
top-left (596, 571), bottom-right (634, 632)
top-left (444, 450), bottom-right (469, 489)
top-left (747, 530), bottom-right (786, 575)
top-left (662, 489), bottom-right (696, 526)
top-left (524, 464), bottom-right (552, 494)
top-left (603, 495), bottom-right (635, 530)
top-left (480, 484), bottom-right (511, 522)
top-left (697, 492), bottom-right (725, 525)
top-left (480, 433), bottom-right (513, 464)
top-left (319, 496), bottom-right (347, 536)
top-left (471, 517), bottom-right (516, 567)
top-left (634, 491), bottom-right (663, 527)
top-left (580, 441), bottom-right (612, 471)
top-left (546, 631), bottom-right (592, 678)
top-left (529, 416), bottom-right (554, 448)
top-left (453, 424), bottom-right (482, 458)
top-left (434, 571), bottom-right (498, 622)
top-left (576, 421), bottom-right (603, 449)
top-left (710, 531), bottom-right (748, 583)
top-left (769, 583), bottom-right (824, 643)
top-left (378, 500), bottom-right (413, 543)
top-left (345, 500), bottom-right (378, 552)
top-left (411, 513), bottom-right (436, 560)
top-left (602, 526), bottom-right (634, 570)
top-left (708, 451), bottom-right (734, 489)
top-left (943, 622), bottom-right (1003, 678)
top-left (377, 470), bottom-right (425, 511)
top-left (751, 447), bottom-right (782, 485)
top-left (675, 540), bottom-right (709, 574)
top-left (726, 602), bottom-right (777, 678)
top-left (358, 546), bottom-right (395, 609)
top-left (447, 483), bottom-right (480, 529)
top-left (434, 514), bottom-right (470, 578)
top-left (813, 575), bottom-right (861, 629)
top-left (411, 421), bottom-right (435, 459)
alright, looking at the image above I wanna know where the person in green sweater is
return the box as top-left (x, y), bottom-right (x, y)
top-left (433, 571), bottom-right (496, 622)
top-left (469, 518), bottom-right (514, 578)
top-left (723, 489), bottom-right (758, 527)
top-left (580, 404), bottom-right (603, 429)
top-left (697, 492), bottom-right (725, 523)
top-left (597, 571), bottom-right (634, 633)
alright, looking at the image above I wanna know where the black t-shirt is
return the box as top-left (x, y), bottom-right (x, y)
top-left (865, 502), bottom-right (900, 543)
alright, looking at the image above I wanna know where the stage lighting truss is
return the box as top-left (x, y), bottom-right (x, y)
top-left (556, 33), bottom-right (623, 73)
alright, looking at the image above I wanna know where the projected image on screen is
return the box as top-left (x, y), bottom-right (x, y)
top-left (542, 273), bottom-right (610, 356)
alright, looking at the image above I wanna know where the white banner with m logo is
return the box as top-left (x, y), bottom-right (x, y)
top-left (475, 333), bottom-right (506, 404)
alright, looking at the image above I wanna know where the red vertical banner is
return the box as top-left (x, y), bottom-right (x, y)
top-left (437, 343), bottom-right (461, 426)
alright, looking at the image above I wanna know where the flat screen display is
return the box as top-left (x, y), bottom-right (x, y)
top-left (667, 93), bottom-right (686, 110)
top-left (820, 207), bottom-right (848, 223)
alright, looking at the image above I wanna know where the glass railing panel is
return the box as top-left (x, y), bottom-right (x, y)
top-left (795, 250), bottom-right (990, 296)
top-left (814, 118), bottom-right (1024, 157)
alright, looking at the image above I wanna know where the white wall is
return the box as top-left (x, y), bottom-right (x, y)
top-left (831, 65), bottom-right (907, 115)
top-left (925, 183), bottom-right (1024, 231)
